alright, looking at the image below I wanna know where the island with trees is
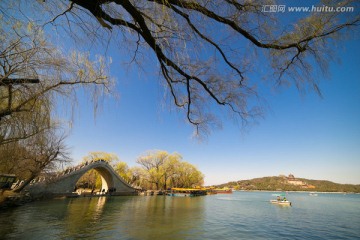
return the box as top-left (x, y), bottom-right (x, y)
top-left (215, 174), bottom-right (360, 193)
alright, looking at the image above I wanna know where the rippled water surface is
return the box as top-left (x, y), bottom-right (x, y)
top-left (1, 192), bottom-right (359, 239)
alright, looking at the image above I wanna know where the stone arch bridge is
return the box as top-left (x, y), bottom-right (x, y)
top-left (25, 160), bottom-right (139, 197)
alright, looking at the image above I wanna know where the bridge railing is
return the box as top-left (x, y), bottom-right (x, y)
top-left (25, 160), bottom-right (139, 191)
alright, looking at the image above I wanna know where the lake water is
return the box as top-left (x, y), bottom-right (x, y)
top-left (1, 192), bottom-right (359, 239)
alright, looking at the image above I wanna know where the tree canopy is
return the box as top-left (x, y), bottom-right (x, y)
top-left (136, 150), bottom-right (204, 190)
top-left (0, 6), bottom-right (113, 190)
top-left (0, 18), bottom-right (113, 145)
top-left (17, 0), bottom-right (359, 137)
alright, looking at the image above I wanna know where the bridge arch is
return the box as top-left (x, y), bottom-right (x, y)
top-left (26, 160), bottom-right (138, 197)
top-left (91, 166), bottom-right (114, 192)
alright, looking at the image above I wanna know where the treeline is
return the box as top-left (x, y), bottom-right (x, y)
top-left (216, 176), bottom-right (360, 193)
top-left (298, 178), bottom-right (360, 193)
top-left (76, 151), bottom-right (204, 191)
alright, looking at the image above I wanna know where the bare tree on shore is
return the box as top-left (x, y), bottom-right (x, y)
top-left (0, 9), bottom-right (113, 190)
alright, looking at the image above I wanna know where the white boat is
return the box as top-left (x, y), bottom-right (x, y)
top-left (309, 192), bottom-right (318, 196)
top-left (270, 193), bottom-right (292, 206)
top-left (270, 199), bottom-right (292, 206)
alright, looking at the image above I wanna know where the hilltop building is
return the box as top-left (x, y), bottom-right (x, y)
top-left (285, 174), bottom-right (315, 189)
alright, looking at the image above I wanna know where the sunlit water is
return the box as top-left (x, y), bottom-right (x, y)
top-left (1, 192), bottom-right (359, 239)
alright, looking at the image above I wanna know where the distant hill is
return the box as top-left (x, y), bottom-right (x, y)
top-left (214, 174), bottom-right (360, 193)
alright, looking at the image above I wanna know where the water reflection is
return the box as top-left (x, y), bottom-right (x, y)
top-left (120, 196), bottom-right (206, 239)
top-left (2, 193), bottom-right (358, 239)
top-left (80, 196), bottom-right (207, 239)
top-left (64, 196), bottom-right (108, 237)
top-left (0, 207), bottom-right (19, 237)
top-left (0, 196), bottom-right (207, 239)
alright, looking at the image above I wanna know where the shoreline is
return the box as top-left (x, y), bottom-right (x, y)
top-left (236, 189), bottom-right (360, 194)
top-left (2, 188), bottom-right (359, 210)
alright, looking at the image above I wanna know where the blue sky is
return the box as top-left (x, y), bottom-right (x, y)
top-left (66, 34), bottom-right (360, 186)
top-left (57, 4), bottom-right (360, 186)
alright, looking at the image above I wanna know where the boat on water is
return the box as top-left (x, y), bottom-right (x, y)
top-left (270, 199), bottom-right (292, 206)
top-left (205, 189), bottom-right (218, 195)
top-left (309, 192), bottom-right (318, 196)
top-left (270, 193), bottom-right (292, 206)
top-left (213, 188), bottom-right (233, 194)
top-left (167, 188), bottom-right (207, 197)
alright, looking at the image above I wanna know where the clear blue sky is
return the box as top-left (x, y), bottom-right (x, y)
top-left (66, 36), bottom-right (360, 186)
top-left (63, 13), bottom-right (360, 186)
